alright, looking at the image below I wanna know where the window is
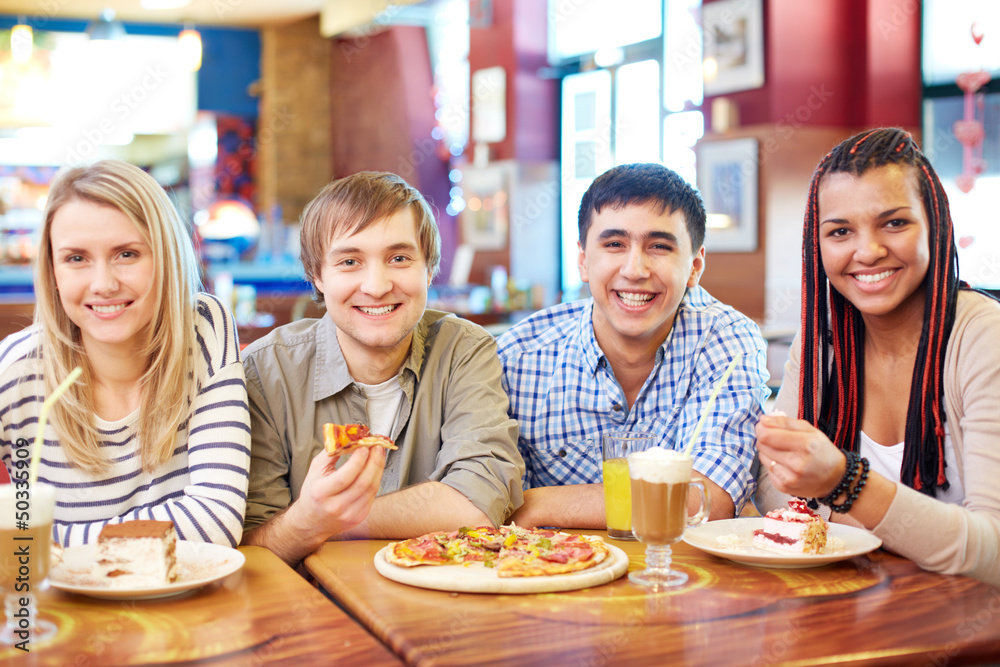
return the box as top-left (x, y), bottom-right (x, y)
top-left (552, 0), bottom-right (704, 295)
top-left (560, 69), bottom-right (612, 292)
top-left (923, 0), bottom-right (1000, 288)
top-left (615, 59), bottom-right (662, 166)
top-left (922, 0), bottom-right (1000, 85)
top-left (549, 0), bottom-right (663, 62)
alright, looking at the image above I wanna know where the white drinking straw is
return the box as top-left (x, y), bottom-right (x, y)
top-left (683, 354), bottom-right (743, 457)
top-left (29, 366), bottom-right (83, 485)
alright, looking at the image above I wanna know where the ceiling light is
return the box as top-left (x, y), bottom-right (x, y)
top-left (594, 47), bottom-right (625, 69)
top-left (178, 26), bottom-right (202, 71)
top-left (86, 9), bottom-right (126, 41)
top-left (11, 21), bottom-right (32, 63)
top-left (702, 57), bottom-right (719, 82)
top-left (707, 213), bottom-right (733, 229)
top-left (141, 0), bottom-right (193, 8)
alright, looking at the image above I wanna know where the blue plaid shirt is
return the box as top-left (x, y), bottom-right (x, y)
top-left (497, 286), bottom-right (769, 512)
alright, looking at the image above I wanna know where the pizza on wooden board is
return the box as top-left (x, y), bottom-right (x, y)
top-left (385, 525), bottom-right (610, 578)
top-left (323, 423), bottom-right (397, 456)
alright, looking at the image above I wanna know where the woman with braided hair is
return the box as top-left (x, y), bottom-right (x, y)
top-left (754, 128), bottom-right (1000, 584)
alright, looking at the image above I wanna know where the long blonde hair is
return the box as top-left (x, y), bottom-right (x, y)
top-left (34, 160), bottom-right (200, 473)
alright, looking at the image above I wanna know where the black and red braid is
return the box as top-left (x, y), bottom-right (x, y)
top-left (798, 128), bottom-right (960, 496)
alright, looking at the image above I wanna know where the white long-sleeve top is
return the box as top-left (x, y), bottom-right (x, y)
top-left (0, 293), bottom-right (251, 547)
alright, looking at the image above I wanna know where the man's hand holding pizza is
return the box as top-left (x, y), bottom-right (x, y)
top-left (294, 423), bottom-right (397, 537)
top-left (295, 443), bottom-right (386, 539)
top-left (243, 424), bottom-right (394, 565)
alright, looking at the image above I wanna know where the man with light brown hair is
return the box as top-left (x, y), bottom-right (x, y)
top-left (241, 171), bottom-right (524, 565)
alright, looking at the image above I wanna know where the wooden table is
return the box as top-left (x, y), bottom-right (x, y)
top-left (305, 530), bottom-right (1000, 666)
top-left (5, 546), bottom-right (401, 666)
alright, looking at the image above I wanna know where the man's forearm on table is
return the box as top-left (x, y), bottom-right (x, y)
top-left (241, 505), bottom-right (329, 566)
top-left (337, 482), bottom-right (492, 540)
top-left (510, 484), bottom-right (606, 529)
top-left (692, 472), bottom-right (736, 520)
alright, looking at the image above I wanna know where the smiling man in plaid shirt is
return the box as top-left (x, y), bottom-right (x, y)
top-left (498, 163), bottom-right (769, 527)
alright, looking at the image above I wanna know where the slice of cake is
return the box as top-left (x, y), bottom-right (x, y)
top-left (752, 499), bottom-right (828, 555)
top-left (96, 520), bottom-right (179, 588)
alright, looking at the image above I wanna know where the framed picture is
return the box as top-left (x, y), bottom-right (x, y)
top-left (472, 66), bottom-right (507, 144)
top-left (459, 164), bottom-right (510, 251)
top-left (702, 0), bottom-right (765, 96)
top-left (697, 137), bottom-right (759, 253)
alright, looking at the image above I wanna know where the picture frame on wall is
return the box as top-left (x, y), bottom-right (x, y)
top-left (472, 66), bottom-right (507, 144)
top-left (697, 137), bottom-right (759, 253)
top-left (702, 0), bottom-right (765, 96)
top-left (459, 164), bottom-right (510, 251)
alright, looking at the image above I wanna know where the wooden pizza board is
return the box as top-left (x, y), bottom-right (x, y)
top-left (373, 542), bottom-right (630, 594)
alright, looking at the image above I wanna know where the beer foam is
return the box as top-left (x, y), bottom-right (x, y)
top-left (0, 483), bottom-right (55, 528)
top-left (627, 447), bottom-right (692, 484)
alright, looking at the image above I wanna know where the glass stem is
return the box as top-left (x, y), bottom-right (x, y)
top-left (644, 544), bottom-right (673, 573)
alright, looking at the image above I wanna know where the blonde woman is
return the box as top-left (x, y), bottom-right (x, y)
top-left (0, 160), bottom-right (250, 547)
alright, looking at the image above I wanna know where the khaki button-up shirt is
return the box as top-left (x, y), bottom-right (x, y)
top-left (242, 309), bottom-right (524, 531)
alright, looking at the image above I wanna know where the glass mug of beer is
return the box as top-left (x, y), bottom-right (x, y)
top-left (627, 447), bottom-right (708, 588)
top-left (601, 432), bottom-right (654, 540)
top-left (0, 482), bottom-right (58, 645)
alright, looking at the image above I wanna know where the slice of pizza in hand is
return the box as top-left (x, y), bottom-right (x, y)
top-left (323, 423), bottom-right (397, 456)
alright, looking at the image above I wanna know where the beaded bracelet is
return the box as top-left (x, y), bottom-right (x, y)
top-left (817, 451), bottom-right (859, 507)
top-left (827, 456), bottom-right (870, 514)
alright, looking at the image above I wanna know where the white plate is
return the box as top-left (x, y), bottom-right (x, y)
top-left (682, 518), bottom-right (882, 569)
top-left (50, 541), bottom-right (245, 600)
top-left (374, 541), bottom-right (630, 594)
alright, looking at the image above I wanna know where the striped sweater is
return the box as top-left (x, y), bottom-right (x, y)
top-left (0, 293), bottom-right (251, 547)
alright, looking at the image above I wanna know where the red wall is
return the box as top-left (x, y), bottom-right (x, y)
top-left (864, 0), bottom-right (921, 128)
top-left (705, 0), bottom-right (921, 131)
top-left (468, 0), bottom-right (557, 161)
top-left (330, 26), bottom-right (456, 281)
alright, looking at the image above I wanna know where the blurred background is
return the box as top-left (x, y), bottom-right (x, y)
top-left (1, 0), bottom-right (998, 392)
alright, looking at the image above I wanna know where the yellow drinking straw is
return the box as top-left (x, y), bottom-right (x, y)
top-left (29, 366), bottom-right (83, 485)
top-left (683, 354), bottom-right (743, 457)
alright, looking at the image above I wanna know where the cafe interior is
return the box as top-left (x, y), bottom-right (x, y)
top-left (1, 1), bottom-right (999, 351)
top-left (2, 0), bottom-right (1000, 665)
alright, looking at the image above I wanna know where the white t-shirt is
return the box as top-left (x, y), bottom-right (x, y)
top-left (357, 375), bottom-right (404, 439)
top-left (860, 427), bottom-right (965, 505)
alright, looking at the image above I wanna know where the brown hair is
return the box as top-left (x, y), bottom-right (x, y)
top-left (299, 172), bottom-right (441, 298)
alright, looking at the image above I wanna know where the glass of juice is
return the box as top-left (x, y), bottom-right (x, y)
top-left (601, 432), bottom-right (654, 540)
top-left (0, 482), bottom-right (57, 645)
top-left (627, 447), bottom-right (708, 588)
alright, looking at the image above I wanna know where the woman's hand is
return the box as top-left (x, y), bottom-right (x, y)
top-left (755, 412), bottom-right (847, 499)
